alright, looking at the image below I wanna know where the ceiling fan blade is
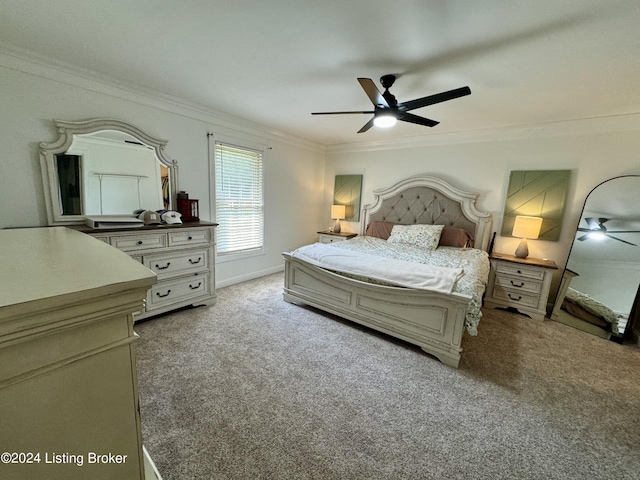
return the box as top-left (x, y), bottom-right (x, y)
top-left (398, 86), bottom-right (471, 112)
top-left (398, 112), bottom-right (439, 128)
top-left (585, 217), bottom-right (601, 230)
top-left (605, 234), bottom-right (637, 246)
top-left (358, 78), bottom-right (389, 108)
top-left (357, 118), bottom-right (375, 133)
top-left (312, 110), bottom-right (375, 115)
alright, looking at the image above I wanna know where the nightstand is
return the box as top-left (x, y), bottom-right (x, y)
top-left (317, 230), bottom-right (357, 244)
top-left (484, 253), bottom-right (558, 321)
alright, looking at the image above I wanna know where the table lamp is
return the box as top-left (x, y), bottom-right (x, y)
top-left (512, 215), bottom-right (543, 258)
top-left (331, 205), bottom-right (346, 233)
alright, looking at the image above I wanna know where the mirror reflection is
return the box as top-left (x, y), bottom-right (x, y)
top-left (40, 119), bottom-right (177, 226)
top-left (57, 130), bottom-right (170, 216)
top-left (553, 176), bottom-right (640, 341)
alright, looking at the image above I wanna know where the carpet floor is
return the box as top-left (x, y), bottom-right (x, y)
top-left (135, 272), bottom-right (640, 480)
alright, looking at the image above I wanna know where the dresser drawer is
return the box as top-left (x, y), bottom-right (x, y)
top-left (110, 232), bottom-right (166, 252)
top-left (143, 249), bottom-right (209, 279)
top-left (168, 229), bottom-right (210, 246)
top-left (147, 275), bottom-right (208, 310)
top-left (494, 274), bottom-right (543, 295)
top-left (495, 262), bottom-right (545, 281)
top-left (491, 286), bottom-right (540, 308)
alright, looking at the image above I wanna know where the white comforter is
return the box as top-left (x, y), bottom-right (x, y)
top-left (291, 236), bottom-right (490, 335)
top-left (293, 242), bottom-right (464, 294)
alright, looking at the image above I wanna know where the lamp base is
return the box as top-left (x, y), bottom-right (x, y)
top-left (515, 238), bottom-right (529, 258)
top-left (333, 219), bottom-right (341, 233)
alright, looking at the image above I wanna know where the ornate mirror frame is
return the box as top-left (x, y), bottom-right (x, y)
top-left (40, 118), bottom-right (178, 225)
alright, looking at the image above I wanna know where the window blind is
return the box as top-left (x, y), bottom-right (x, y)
top-left (215, 142), bottom-right (264, 255)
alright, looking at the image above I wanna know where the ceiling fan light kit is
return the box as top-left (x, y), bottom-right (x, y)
top-left (373, 113), bottom-right (397, 128)
top-left (577, 217), bottom-right (638, 246)
top-left (312, 75), bottom-right (471, 133)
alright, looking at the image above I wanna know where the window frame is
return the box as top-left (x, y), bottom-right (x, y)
top-left (210, 136), bottom-right (266, 263)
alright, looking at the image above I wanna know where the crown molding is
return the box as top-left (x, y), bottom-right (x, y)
top-left (326, 112), bottom-right (640, 155)
top-left (0, 42), bottom-right (325, 153)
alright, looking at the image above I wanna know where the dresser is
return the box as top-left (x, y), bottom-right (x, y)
top-left (485, 253), bottom-right (558, 321)
top-left (69, 221), bottom-right (218, 321)
top-left (0, 227), bottom-right (157, 480)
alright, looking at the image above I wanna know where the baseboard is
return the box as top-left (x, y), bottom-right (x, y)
top-left (216, 265), bottom-right (284, 289)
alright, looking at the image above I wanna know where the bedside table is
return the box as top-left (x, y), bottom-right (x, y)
top-left (484, 253), bottom-right (558, 321)
top-left (317, 230), bottom-right (357, 244)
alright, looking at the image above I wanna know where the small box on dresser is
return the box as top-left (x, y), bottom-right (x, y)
top-left (485, 252), bottom-right (558, 321)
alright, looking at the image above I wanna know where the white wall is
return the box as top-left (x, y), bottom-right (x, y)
top-left (325, 119), bottom-right (640, 299)
top-left (0, 62), bottom-right (326, 287)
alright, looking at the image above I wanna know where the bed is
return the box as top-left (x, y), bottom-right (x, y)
top-left (282, 175), bottom-right (492, 368)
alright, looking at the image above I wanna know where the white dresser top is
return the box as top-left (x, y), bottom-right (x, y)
top-left (0, 227), bottom-right (156, 315)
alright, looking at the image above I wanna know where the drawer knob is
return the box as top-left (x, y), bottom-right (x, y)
top-left (155, 262), bottom-right (171, 270)
top-left (189, 282), bottom-right (202, 290)
top-left (189, 257), bottom-right (202, 264)
top-left (156, 290), bottom-right (171, 298)
top-left (508, 294), bottom-right (522, 301)
top-left (517, 269), bottom-right (522, 274)
top-left (510, 280), bottom-right (525, 287)
top-left (137, 240), bottom-right (143, 245)
top-left (188, 236), bottom-right (193, 240)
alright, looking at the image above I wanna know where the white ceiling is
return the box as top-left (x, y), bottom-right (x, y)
top-left (1, 0), bottom-right (639, 146)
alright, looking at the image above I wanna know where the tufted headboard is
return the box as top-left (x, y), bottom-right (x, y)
top-left (361, 174), bottom-right (492, 251)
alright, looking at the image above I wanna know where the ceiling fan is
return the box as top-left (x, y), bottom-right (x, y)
top-left (577, 217), bottom-right (640, 246)
top-left (312, 75), bottom-right (471, 133)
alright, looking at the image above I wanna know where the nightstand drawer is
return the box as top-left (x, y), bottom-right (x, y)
top-left (494, 274), bottom-right (543, 295)
top-left (319, 234), bottom-right (344, 243)
top-left (491, 286), bottom-right (540, 308)
top-left (495, 262), bottom-right (545, 280)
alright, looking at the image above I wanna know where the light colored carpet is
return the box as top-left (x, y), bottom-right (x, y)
top-left (135, 272), bottom-right (640, 480)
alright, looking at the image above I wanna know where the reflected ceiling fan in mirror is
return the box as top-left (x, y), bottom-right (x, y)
top-left (577, 217), bottom-right (640, 246)
top-left (312, 75), bottom-right (471, 133)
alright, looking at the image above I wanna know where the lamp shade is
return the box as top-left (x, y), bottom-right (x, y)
top-left (512, 215), bottom-right (543, 239)
top-left (331, 205), bottom-right (346, 220)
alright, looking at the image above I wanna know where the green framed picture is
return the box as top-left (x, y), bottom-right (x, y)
top-left (333, 175), bottom-right (363, 222)
top-left (501, 170), bottom-right (571, 241)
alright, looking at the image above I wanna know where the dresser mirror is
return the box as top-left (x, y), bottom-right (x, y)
top-left (552, 175), bottom-right (640, 341)
top-left (40, 118), bottom-right (178, 225)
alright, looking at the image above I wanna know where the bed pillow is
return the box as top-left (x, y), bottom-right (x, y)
top-left (365, 221), bottom-right (397, 240)
top-left (439, 227), bottom-right (474, 248)
top-left (387, 224), bottom-right (444, 250)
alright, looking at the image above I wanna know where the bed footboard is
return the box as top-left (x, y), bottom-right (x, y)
top-left (283, 252), bottom-right (471, 368)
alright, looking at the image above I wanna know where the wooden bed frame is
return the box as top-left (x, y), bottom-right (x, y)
top-left (283, 175), bottom-right (491, 368)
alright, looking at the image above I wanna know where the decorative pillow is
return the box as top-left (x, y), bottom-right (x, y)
top-left (439, 227), bottom-right (474, 248)
top-left (365, 221), bottom-right (397, 240)
top-left (387, 224), bottom-right (444, 250)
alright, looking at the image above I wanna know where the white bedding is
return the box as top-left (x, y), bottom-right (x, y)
top-left (292, 236), bottom-right (490, 335)
top-left (293, 242), bottom-right (464, 294)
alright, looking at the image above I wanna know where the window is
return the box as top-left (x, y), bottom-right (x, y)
top-left (214, 142), bottom-right (264, 255)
